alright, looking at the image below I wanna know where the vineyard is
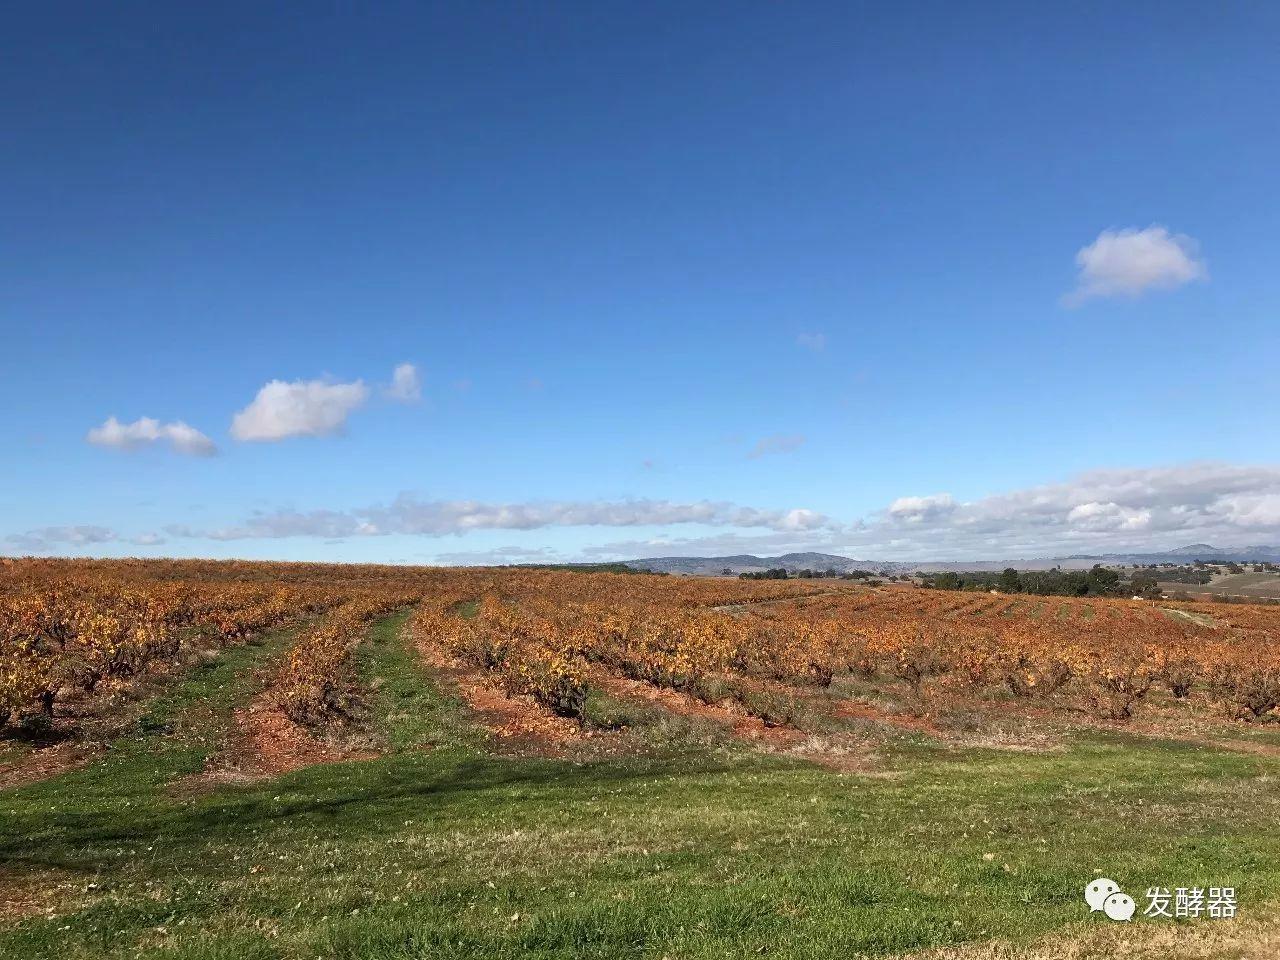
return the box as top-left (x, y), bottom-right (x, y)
top-left (6, 558), bottom-right (1280, 743)
top-left (4, 559), bottom-right (1280, 959)
top-left (413, 569), bottom-right (1280, 735)
top-left (0, 559), bottom-right (835, 738)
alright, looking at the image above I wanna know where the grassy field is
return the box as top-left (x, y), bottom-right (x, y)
top-left (1159, 571), bottom-right (1280, 601)
top-left (3, 612), bottom-right (1279, 959)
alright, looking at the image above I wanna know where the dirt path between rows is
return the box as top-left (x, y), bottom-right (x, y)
top-left (0, 649), bottom-right (216, 792)
top-left (711, 588), bottom-right (861, 614)
top-left (584, 667), bottom-right (889, 772)
top-left (1161, 607), bottom-right (1222, 628)
top-left (410, 630), bottom-right (586, 756)
top-left (833, 698), bottom-right (943, 735)
top-left (188, 689), bottom-right (378, 787)
top-left (585, 667), bottom-right (806, 748)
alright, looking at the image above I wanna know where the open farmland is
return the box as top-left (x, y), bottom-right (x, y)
top-left (4, 559), bottom-right (1280, 959)
top-left (1159, 570), bottom-right (1280, 602)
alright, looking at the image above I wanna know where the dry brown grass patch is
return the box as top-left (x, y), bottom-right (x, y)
top-left (907, 913), bottom-right (1280, 959)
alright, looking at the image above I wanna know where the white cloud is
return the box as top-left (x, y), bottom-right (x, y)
top-left (796, 332), bottom-right (826, 352)
top-left (747, 434), bottom-right (806, 459)
top-left (870, 462), bottom-right (1280, 557)
top-left (887, 494), bottom-right (957, 523)
top-left (4, 525), bottom-right (118, 553)
top-left (3, 525), bottom-right (168, 554)
top-left (87, 416), bottom-right (217, 456)
top-left (174, 496), bottom-right (838, 541)
top-left (1065, 501), bottom-right (1152, 532)
top-left (25, 462), bottom-right (1280, 563)
top-left (2, 525), bottom-right (172, 554)
top-left (1066, 225), bottom-right (1207, 304)
top-left (433, 545), bottom-right (563, 566)
top-left (775, 508), bottom-right (827, 531)
top-left (195, 509), bottom-right (371, 541)
top-left (583, 462), bottom-right (1280, 562)
top-left (1214, 493), bottom-right (1280, 528)
top-left (230, 378), bottom-right (370, 441)
top-left (385, 363), bottom-right (422, 403)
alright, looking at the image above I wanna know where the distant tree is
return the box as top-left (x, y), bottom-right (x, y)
top-left (1085, 564), bottom-right (1121, 595)
top-left (931, 572), bottom-right (963, 591)
top-left (998, 567), bottom-right (1021, 593)
top-left (1129, 572), bottom-right (1161, 599)
top-left (741, 568), bottom-right (790, 580)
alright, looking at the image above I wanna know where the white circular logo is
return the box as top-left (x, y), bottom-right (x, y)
top-left (1085, 878), bottom-right (1120, 912)
top-left (1103, 892), bottom-right (1136, 922)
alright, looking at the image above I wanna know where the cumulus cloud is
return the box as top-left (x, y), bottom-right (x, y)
top-left (1214, 493), bottom-right (1280, 529)
top-left (361, 497), bottom-right (833, 536)
top-left (385, 363), bottom-right (422, 403)
top-left (747, 434), bottom-right (806, 459)
top-left (1066, 225), bottom-right (1207, 304)
top-left (2, 525), bottom-right (169, 554)
top-left (194, 510), bottom-right (377, 541)
top-left (583, 462), bottom-right (1280, 562)
top-left (1065, 501), bottom-right (1152, 532)
top-left (796, 332), bottom-right (826, 352)
top-left (230, 378), bottom-right (370, 441)
top-left (87, 417), bottom-right (217, 456)
top-left (173, 496), bottom-right (837, 541)
top-left (887, 494), bottom-right (958, 524)
top-left (579, 530), bottom-right (848, 561)
top-left (870, 462), bottom-right (1280, 557)
top-left (433, 545), bottom-right (563, 566)
top-left (27, 462), bottom-right (1280, 563)
top-left (4, 525), bottom-right (118, 552)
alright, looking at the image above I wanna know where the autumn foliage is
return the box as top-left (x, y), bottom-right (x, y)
top-left (273, 591), bottom-right (416, 725)
top-left (6, 559), bottom-right (1280, 736)
top-left (0, 559), bottom-right (431, 730)
top-left (408, 571), bottom-right (1280, 727)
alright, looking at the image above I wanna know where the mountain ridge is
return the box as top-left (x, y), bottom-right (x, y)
top-left (622, 545), bottom-right (1280, 576)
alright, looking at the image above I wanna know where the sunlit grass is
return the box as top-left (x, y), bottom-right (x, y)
top-left (2, 616), bottom-right (1278, 959)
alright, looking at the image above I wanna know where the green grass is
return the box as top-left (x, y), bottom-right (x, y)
top-left (2, 616), bottom-right (1279, 958)
top-left (356, 609), bottom-right (477, 753)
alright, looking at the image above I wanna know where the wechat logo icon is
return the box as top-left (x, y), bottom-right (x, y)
top-left (1085, 878), bottom-right (1136, 922)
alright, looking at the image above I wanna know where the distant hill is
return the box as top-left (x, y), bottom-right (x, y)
top-left (621, 544), bottom-right (1280, 576)
top-left (1059, 544), bottom-right (1280, 564)
top-left (623, 553), bottom-right (886, 577)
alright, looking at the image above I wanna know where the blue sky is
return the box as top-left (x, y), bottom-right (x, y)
top-left (4, 2), bottom-right (1279, 563)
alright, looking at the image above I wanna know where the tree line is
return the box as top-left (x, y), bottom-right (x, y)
top-left (920, 565), bottom-right (1161, 598)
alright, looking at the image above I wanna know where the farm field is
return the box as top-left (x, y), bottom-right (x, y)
top-left (1159, 570), bottom-right (1280, 602)
top-left (4, 560), bottom-right (1280, 959)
